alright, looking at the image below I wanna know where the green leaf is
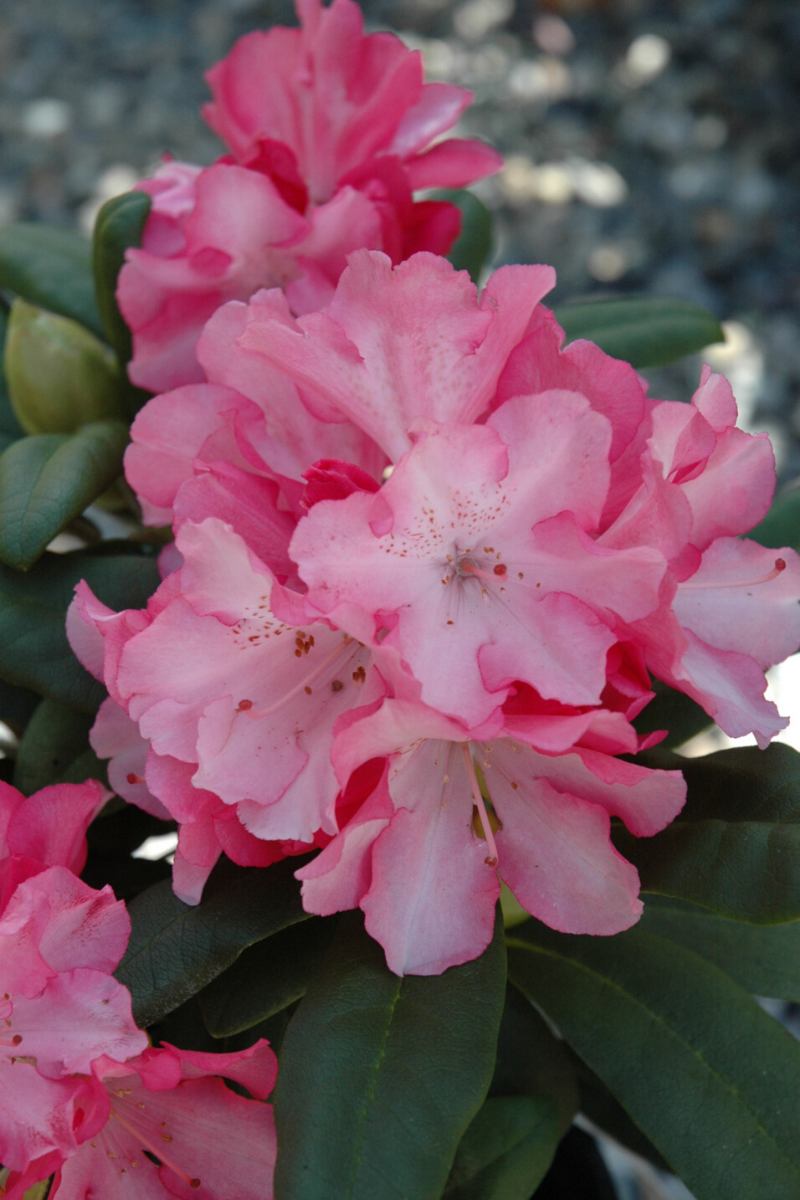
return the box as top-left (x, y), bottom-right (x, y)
top-left (444, 1096), bottom-right (559, 1200)
top-left (116, 856), bottom-right (310, 1028)
top-left (200, 915), bottom-right (338, 1037)
top-left (0, 421), bottom-right (129, 569)
top-left (490, 985), bottom-right (577, 1136)
top-left (55, 745), bottom-right (109, 787)
top-left (565, 1049), bottom-right (671, 1171)
top-left (641, 896), bottom-right (800, 1002)
top-left (508, 920), bottom-right (800, 1200)
top-left (0, 677), bottom-right (39, 732)
top-left (437, 189), bottom-right (493, 283)
top-left (633, 678), bottom-right (713, 749)
top-left (613, 743), bottom-right (800, 922)
top-left (0, 543), bottom-right (160, 711)
top-left (13, 697), bottom-right (93, 794)
top-left (92, 191), bottom-right (152, 421)
top-left (273, 909), bottom-right (507, 1200)
top-left (92, 191), bottom-right (151, 361)
top-left (553, 296), bottom-right (724, 368)
top-left (0, 223), bottom-right (103, 338)
top-left (749, 487), bottom-right (800, 554)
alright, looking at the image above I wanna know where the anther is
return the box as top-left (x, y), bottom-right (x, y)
top-left (237, 699), bottom-right (253, 711)
top-left (126, 773), bottom-right (144, 786)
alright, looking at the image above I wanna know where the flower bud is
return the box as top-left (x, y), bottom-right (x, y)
top-left (4, 298), bottom-right (125, 434)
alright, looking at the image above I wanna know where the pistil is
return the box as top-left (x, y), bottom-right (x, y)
top-left (681, 557), bottom-right (786, 590)
top-left (110, 1107), bottom-right (200, 1189)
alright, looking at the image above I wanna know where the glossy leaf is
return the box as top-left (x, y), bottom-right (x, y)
top-left (116, 856), bottom-right (310, 1028)
top-left (0, 543), bottom-right (160, 711)
top-left (0, 223), bottom-right (103, 337)
top-left (437, 189), bottom-right (493, 283)
top-left (273, 910), bottom-right (507, 1200)
top-left (633, 678), bottom-right (713, 749)
top-left (553, 295), bottom-right (724, 368)
top-left (444, 1095), bottom-right (559, 1200)
top-left (0, 420), bottom-right (128, 569)
top-left (92, 190), bottom-right (151, 361)
top-left (614, 743), bottom-right (800, 922)
top-left (200, 915), bottom-right (338, 1037)
top-left (13, 697), bottom-right (94, 795)
top-left (92, 191), bottom-right (152, 421)
top-left (641, 896), bottom-right (800, 1002)
top-left (508, 920), bottom-right (800, 1200)
top-left (565, 1049), bottom-right (670, 1171)
top-left (749, 487), bottom-right (800, 554)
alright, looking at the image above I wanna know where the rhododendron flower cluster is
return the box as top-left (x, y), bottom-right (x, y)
top-left (70, 248), bottom-right (800, 976)
top-left (118, 0), bottom-right (501, 394)
top-left (0, 779), bottom-right (278, 1200)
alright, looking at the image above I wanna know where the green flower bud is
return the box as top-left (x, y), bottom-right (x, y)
top-left (4, 298), bottom-right (126, 435)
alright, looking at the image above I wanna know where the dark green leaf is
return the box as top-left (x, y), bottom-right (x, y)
top-left (13, 697), bottom-right (93, 794)
top-left (92, 191), bottom-right (152, 421)
top-left (490, 985), bottom-right (577, 1136)
top-left (116, 856), bottom-right (310, 1028)
top-left (444, 1096), bottom-right (559, 1200)
top-left (0, 677), bottom-right (39, 731)
top-left (273, 909), bottom-right (507, 1200)
top-left (553, 296), bottom-right (724, 368)
top-left (0, 304), bottom-right (25, 443)
top-left (641, 896), bottom-right (800, 1002)
top-left (566, 1050), bottom-right (671, 1171)
top-left (508, 920), bottom-right (800, 1200)
top-left (749, 487), bottom-right (800, 554)
top-left (92, 191), bottom-right (151, 361)
top-left (0, 543), bottom-right (160, 711)
top-left (0, 223), bottom-right (103, 337)
top-left (633, 678), bottom-right (712, 749)
top-left (56, 745), bottom-right (109, 787)
top-left (614, 743), bottom-right (800, 922)
top-left (200, 916), bottom-right (338, 1037)
top-left (437, 189), bottom-right (493, 283)
top-left (0, 421), bottom-right (128, 569)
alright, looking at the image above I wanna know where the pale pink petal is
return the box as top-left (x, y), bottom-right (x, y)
top-left (496, 306), bottom-right (646, 462)
top-left (674, 538), bottom-right (800, 670)
top-left (239, 251), bottom-right (555, 461)
top-left (90, 699), bottom-right (170, 820)
top-left (362, 738), bottom-right (500, 975)
top-left (0, 1062), bottom-right (96, 1175)
top-left (8, 969), bottom-right (146, 1078)
top-left (488, 749), bottom-right (643, 935)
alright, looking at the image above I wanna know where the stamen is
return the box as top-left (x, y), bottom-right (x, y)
top-left (458, 560), bottom-right (498, 584)
top-left (240, 637), bottom-right (353, 720)
top-left (110, 1108), bottom-right (200, 1190)
top-left (0, 1035), bottom-right (22, 1047)
top-left (461, 743), bottom-right (499, 867)
top-left (682, 558), bottom-right (787, 590)
top-left (126, 773), bottom-right (145, 785)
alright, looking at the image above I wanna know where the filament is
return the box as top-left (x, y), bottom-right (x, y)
top-left (461, 742), bottom-right (499, 867)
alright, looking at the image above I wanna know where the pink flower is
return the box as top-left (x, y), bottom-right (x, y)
top-left (0, 778), bottom-right (108, 915)
top-left (118, 0), bottom-right (502, 393)
top-left (202, 0), bottom-right (499, 204)
top-left (124, 288), bottom-right (386, 529)
top-left (601, 368), bottom-right (800, 744)
top-left (0, 867), bottom-right (146, 1186)
top-left (291, 411), bottom-right (666, 727)
top-left (48, 1041), bottom-right (278, 1200)
top-left (298, 697), bottom-right (685, 974)
top-left (68, 517), bottom-right (387, 900)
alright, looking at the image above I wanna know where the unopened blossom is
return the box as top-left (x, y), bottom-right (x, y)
top-left (298, 696), bottom-right (685, 974)
top-left (118, 0), bottom-right (502, 393)
top-left (48, 1041), bottom-right (278, 1200)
